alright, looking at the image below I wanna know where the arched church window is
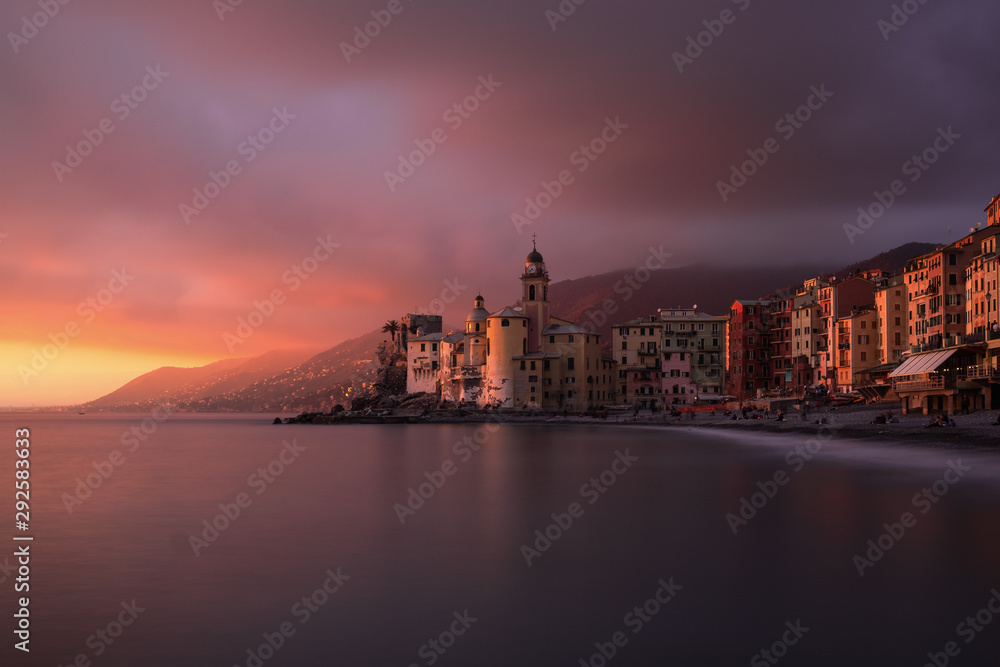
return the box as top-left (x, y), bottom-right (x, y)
top-left (502, 319), bottom-right (510, 327)
top-left (529, 285), bottom-right (536, 300)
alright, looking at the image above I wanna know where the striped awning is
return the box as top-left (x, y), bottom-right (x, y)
top-left (889, 349), bottom-right (957, 377)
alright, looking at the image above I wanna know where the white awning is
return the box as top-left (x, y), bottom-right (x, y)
top-left (889, 349), bottom-right (957, 377)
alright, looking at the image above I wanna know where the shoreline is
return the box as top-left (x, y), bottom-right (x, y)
top-left (283, 403), bottom-right (1000, 450)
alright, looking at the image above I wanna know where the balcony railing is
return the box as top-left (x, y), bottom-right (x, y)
top-left (966, 365), bottom-right (1000, 380)
top-left (893, 376), bottom-right (945, 392)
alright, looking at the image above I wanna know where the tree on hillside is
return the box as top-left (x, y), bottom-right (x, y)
top-left (382, 320), bottom-right (400, 349)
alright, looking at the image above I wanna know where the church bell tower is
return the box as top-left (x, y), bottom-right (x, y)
top-left (521, 236), bottom-right (550, 353)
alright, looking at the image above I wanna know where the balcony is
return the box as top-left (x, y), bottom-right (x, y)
top-left (966, 364), bottom-right (1000, 380)
top-left (892, 376), bottom-right (945, 392)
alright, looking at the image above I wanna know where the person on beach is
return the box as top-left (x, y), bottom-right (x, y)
top-left (961, 395), bottom-right (970, 415)
top-left (927, 414), bottom-right (945, 428)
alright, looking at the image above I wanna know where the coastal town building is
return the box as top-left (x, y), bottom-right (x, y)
top-left (834, 308), bottom-right (879, 392)
top-left (659, 308), bottom-right (727, 403)
top-left (893, 192), bottom-right (1000, 414)
top-left (405, 243), bottom-right (617, 410)
top-left (965, 231), bottom-right (999, 339)
top-left (400, 313), bottom-right (442, 353)
top-left (769, 294), bottom-right (794, 394)
top-left (726, 299), bottom-right (771, 401)
top-left (613, 317), bottom-right (664, 409)
top-left (875, 275), bottom-right (908, 366)
top-left (904, 225), bottom-right (994, 352)
top-left (817, 276), bottom-right (876, 392)
top-left (789, 278), bottom-right (828, 392)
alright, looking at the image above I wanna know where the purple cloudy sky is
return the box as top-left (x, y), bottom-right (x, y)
top-left (1, 0), bottom-right (997, 403)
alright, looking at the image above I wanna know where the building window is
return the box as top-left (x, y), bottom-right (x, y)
top-left (621, 341), bottom-right (627, 350)
top-left (502, 319), bottom-right (510, 327)
top-left (475, 323), bottom-right (480, 332)
top-left (420, 343), bottom-right (426, 352)
top-left (531, 361), bottom-right (536, 370)
top-left (520, 361), bottom-right (526, 370)
top-left (432, 343), bottom-right (438, 352)
top-left (569, 335), bottom-right (575, 342)
top-left (544, 360), bottom-right (551, 370)
top-left (549, 336), bottom-right (555, 343)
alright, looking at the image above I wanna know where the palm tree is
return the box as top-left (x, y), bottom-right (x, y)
top-left (382, 320), bottom-right (401, 350)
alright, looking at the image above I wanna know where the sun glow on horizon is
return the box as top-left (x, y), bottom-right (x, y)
top-left (0, 342), bottom-right (224, 407)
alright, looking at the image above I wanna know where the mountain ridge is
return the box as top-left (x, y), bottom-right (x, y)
top-left (80, 242), bottom-right (939, 412)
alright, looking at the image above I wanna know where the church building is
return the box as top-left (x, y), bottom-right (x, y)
top-left (406, 243), bottom-right (617, 410)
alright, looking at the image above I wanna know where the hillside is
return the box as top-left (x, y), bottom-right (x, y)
top-left (834, 242), bottom-right (939, 279)
top-left (84, 348), bottom-right (320, 410)
top-left (548, 264), bottom-right (829, 344)
top-left (82, 241), bottom-right (935, 412)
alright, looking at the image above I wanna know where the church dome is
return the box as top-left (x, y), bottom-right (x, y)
top-left (526, 248), bottom-right (543, 263)
top-left (467, 295), bottom-right (489, 322)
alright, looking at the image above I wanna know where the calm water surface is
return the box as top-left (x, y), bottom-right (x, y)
top-left (3, 414), bottom-right (1000, 666)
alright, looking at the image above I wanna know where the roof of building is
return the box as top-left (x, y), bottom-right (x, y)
top-left (658, 311), bottom-right (727, 322)
top-left (514, 352), bottom-right (563, 360)
top-left (614, 317), bottom-right (663, 328)
top-left (542, 323), bottom-right (592, 335)
top-left (466, 305), bottom-right (489, 322)
top-left (526, 242), bottom-right (544, 263)
top-left (489, 306), bottom-right (528, 319)
top-left (408, 332), bottom-right (446, 343)
top-left (442, 332), bottom-right (465, 343)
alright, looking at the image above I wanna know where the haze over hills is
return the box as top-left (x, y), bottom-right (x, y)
top-left (79, 242), bottom-right (938, 412)
top-left (84, 348), bottom-right (320, 410)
